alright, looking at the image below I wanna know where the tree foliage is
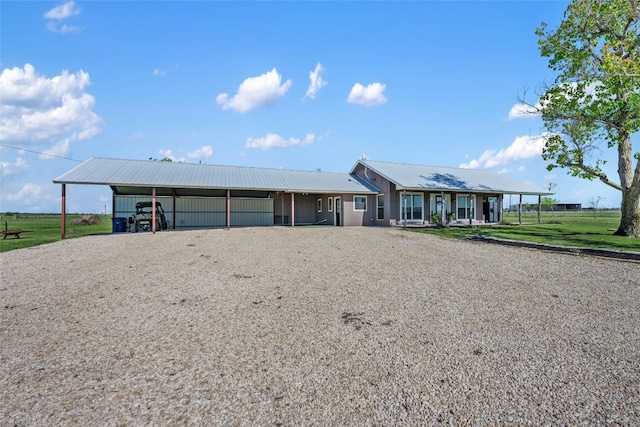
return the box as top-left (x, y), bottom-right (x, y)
top-left (534, 0), bottom-right (640, 236)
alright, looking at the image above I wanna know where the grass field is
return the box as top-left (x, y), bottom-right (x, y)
top-left (413, 210), bottom-right (639, 252)
top-left (1, 211), bottom-right (638, 253)
top-left (0, 214), bottom-right (112, 253)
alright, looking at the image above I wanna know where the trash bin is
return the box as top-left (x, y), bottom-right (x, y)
top-left (112, 217), bottom-right (126, 233)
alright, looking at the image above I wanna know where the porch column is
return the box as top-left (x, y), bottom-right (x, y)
top-left (61, 184), bottom-right (66, 240)
top-left (518, 194), bottom-right (523, 224)
top-left (498, 195), bottom-right (503, 223)
top-left (537, 195), bottom-right (542, 224)
top-left (226, 189), bottom-right (231, 230)
top-left (152, 187), bottom-right (157, 234)
top-left (291, 192), bottom-right (295, 227)
top-left (402, 190), bottom-right (407, 225)
top-left (441, 191), bottom-right (445, 226)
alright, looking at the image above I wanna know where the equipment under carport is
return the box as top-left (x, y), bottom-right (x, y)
top-left (128, 201), bottom-right (169, 232)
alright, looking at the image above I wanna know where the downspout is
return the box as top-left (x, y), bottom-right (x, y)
top-left (61, 184), bottom-right (66, 240)
top-left (152, 187), bottom-right (157, 234)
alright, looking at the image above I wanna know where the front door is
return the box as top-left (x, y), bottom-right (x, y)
top-left (334, 197), bottom-right (341, 226)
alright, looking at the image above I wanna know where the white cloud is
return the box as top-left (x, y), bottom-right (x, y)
top-left (152, 68), bottom-right (167, 76)
top-left (1, 157), bottom-right (28, 177)
top-left (347, 82), bottom-right (387, 107)
top-left (497, 168), bottom-right (511, 174)
top-left (44, 2), bottom-right (81, 33)
top-left (305, 63), bottom-right (327, 100)
top-left (44, 1), bottom-right (80, 19)
top-left (5, 183), bottom-right (43, 201)
top-left (245, 133), bottom-right (317, 150)
top-left (41, 139), bottom-right (71, 160)
top-left (216, 68), bottom-right (292, 113)
top-left (507, 103), bottom-right (541, 120)
top-left (187, 145), bottom-right (214, 159)
top-left (129, 132), bottom-right (144, 141)
top-left (46, 22), bottom-right (81, 34)
top-left (459, 134), bottom-right (548, 169)
top-left (0, 64), bottom-right (102, 147)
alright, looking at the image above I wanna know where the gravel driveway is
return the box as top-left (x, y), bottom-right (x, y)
top-left (1, 227), bottom-right (639, 425)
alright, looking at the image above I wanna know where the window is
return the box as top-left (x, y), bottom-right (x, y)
top-left (354, 195), bottom-right (367, 211)
top-left (328, 197), bottom-right (333, 212)
top-left (317, 198), bottom-right (322, 212)
top-left (456, 195), bottom-right (475, 220)
top-left (377, 194), bottom-right (384, 220)
top-left (400, 193), bottom-right (423, 220)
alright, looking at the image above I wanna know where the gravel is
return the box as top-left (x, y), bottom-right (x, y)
top-left (1, 226), bottom-right (639, 426)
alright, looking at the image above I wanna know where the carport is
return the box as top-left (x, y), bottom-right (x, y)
top-left (53, 157), bottom-right (379, 239)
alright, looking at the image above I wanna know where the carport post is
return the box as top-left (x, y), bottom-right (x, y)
top-left (291, 192), bottom-right (295, 227)
top-left (226, 189), bottom-right (231, 230)
top-left (152, 187), bottom-right (157, 234)
top-left (538, 195), bottom-right (542, 224)
top-left (61, 184), bottom-right (66, 240)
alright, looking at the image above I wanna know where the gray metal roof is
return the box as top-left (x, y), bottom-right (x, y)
top-left (54, 158), bottom-right (379, 194)
top-left (353, 159), bottom-right (551, 195)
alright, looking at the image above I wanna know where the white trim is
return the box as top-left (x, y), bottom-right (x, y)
top-left (353, 195), bottom-right (367, 211)
top-left (376, 194), bottom-right (385, 221)
top-left (456, 194), bottom-right (476, 220)
top-left (328, 197), bottom-right (333, 212)
top-left (399, 192), bottom-right (424, 221)
top-left (317, 198), bottom-right (322, 212)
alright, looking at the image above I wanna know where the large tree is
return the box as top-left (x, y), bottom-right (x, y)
top-left (534, 0), bottom-right (640, 237)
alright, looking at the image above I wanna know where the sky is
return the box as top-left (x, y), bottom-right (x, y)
top-left (0, 0), bottom-right (629, 214)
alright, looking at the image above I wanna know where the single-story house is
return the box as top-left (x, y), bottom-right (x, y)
top-left (53, 157), bottom-right (550, 237)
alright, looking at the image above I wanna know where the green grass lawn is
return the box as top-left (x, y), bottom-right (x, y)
top-left (1, 211), bottom-right (638, 253)
top-left (0, 214), bottom-right (112, 253)
top-left (412, 210), bottom-right (639, 252)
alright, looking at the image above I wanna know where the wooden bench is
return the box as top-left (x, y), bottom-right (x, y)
top-left (2, 222), bottom-right (32, 239)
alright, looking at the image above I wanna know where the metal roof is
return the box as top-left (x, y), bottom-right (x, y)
top-left (54, 158), bottom-right (379, 194)
top-left (352, 159), bottom-right (551, 195)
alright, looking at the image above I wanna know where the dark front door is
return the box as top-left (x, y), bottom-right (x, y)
top-left (334, 197), bottom-right (341, 226)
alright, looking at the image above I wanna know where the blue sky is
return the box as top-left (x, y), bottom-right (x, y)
top-left (0, 0), bottom-right (625, 213)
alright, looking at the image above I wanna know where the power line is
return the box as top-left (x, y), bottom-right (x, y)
top-left (0, 144), bottom-right (83, 162)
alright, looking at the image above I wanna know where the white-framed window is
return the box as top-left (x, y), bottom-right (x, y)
top-left (354, 195), bottom-right (367, 211)
top-left (328, 197), bottom-right (333, 212)
top-left (317, 198), bottom-right (322, 212)
top-left (400, 192), bottom-right (423, 220)
top-left (456, 194), bottom-right (475, 220)
top-left (377, 194), bottom-right (384, 220)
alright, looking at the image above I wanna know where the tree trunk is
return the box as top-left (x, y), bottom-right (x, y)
top-left (614, 132), bottom-right (640, 237)
top-left (614, 189), bottom-right (640, 237)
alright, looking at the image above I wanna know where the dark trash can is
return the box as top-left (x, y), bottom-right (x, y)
top-left (112, 217), bottom-right (127, 233)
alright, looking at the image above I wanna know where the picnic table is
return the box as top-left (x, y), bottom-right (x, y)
top-left (2, 222), bottom-right (32, 239)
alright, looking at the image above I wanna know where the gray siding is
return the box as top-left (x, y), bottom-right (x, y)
top-left (114, 195), bottom-right (273, 229)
